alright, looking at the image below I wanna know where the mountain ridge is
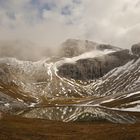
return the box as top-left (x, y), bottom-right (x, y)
top-left (0, 39), bottom-right (140, 123)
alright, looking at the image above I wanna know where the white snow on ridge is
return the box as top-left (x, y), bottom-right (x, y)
top-left (117, 105), bottom-right (140, 112)
top-left (100, 98), bottom-right (115, 104)
top-left (125, 91), bottom-right (140, 98)
top-left (64, 49), bottom-right (116, 64)
top-left (55, 49), bottom-right (116, 68)
top-left (4, 103), bottom-right (10, 107)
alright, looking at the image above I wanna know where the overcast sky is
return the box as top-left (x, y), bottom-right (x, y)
top-left (0, 0), bottom-right (140, 48)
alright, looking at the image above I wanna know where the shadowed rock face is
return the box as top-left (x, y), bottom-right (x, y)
top-left (57, 39), bottom-right (134, 80)
top-left (132, 43), bottom-right (140, 56)
top-left (58, 49), bottom-right (134, 80)
top-left (97, 44), bottom-right (121, 51)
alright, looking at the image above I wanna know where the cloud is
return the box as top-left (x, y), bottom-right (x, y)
top-left (0, 0), bottom-right (140, 48)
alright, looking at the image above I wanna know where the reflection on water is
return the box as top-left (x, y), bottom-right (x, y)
top-left (21, 106), bottom-right (137, 124)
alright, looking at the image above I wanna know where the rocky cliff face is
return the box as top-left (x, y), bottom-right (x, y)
top-left (58, 50), bottom-right (134, 80)
top-left (131, 43), bottom-right (140, 56)
top-left (57, 39), bottom-right (135, 80)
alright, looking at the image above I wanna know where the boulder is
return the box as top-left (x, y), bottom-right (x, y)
top-left (131, 43), bottom-right (140, 56)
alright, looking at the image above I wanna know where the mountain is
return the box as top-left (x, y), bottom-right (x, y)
top-left (131, 43), bottom-right (140, 56)
top-left (58, 39), bottom-right (134, 80)
top-left (0, 39), bottom-right (140, 123)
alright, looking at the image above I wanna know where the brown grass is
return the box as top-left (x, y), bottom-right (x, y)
top-left (0, 114), bottom-right (140, 140)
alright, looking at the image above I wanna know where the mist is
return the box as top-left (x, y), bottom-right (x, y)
top-left (0, 40), bottom-right (55, 61)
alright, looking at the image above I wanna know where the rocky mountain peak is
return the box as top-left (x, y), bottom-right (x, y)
top-left (59, 39), bottom-right (98, 57)
top-left (131, 43), bottom-right (140, 56)
top-left (59, 39), bottom-right (122, 58)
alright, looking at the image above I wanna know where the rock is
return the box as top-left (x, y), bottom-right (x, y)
top-left (59, 39), bottom-right (98, 57)
top-left (58, 49), bottom-right (134, 80)
top-left (131, 43), bottom-right (140, 56)
top-left (97, 44), bottom-right (122, 51)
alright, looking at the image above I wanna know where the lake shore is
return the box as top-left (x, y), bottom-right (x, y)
top-left (0, 114), bottom-right (140, 140)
